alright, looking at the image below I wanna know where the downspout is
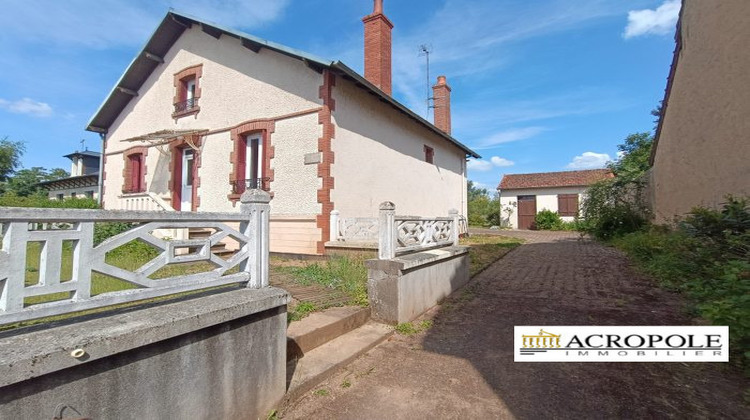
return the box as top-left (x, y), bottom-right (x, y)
top-left (97, 133), bottom-right (105, 207)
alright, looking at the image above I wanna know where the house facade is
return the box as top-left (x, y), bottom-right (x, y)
top-left (498, 169), bottom-right (613, 230)
top-left (39, 151), bottom-right (101, 200)
top-left (649, 0), bottom-right (750, 222)
top-left (87, 2), bottom-right (478, 255)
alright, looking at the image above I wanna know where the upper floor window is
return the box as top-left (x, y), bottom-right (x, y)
top-left (424, 145), bottom-right (434, 164)
top-left (173, 64), bottom-right (202, 118)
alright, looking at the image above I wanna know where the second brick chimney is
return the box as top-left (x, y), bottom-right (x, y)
top-left (432, 75), bottom-right (452, 134)
top-left (363, 0), bottom-right (393, 95)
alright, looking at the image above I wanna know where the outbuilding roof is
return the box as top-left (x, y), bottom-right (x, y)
top-left (86, 10), bottom-right (480, 158)
top-left (498, 169), bottom-right (613, 190)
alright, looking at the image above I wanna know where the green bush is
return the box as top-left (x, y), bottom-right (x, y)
top-left (614, 196), bottom-right (750, 372)
top-left (0, 195), bottom-right (99, 209)
top-left (534, 209), bottom-right (582, 231)
top-left (93, 222), bottom-right (137, 246)
top-left (534, 209), bottom-right (563, 230)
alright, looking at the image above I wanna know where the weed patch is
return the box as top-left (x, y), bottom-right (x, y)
top-left (613, 197), bottom-right (750, 372)
top-left (280, 255), bottom-right (368, 307)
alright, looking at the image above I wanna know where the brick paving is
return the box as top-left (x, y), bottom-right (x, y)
top-left (281, 234), bottom-right (750, 419)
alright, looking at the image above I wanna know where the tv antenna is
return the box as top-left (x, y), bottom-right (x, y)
top-left (418, 44), bottom-right (433, 119)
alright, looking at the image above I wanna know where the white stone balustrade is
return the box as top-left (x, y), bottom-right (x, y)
top-left (0, 189), bottom-right (271, 325)
top-left (377, 202), bottom-right (460, 260)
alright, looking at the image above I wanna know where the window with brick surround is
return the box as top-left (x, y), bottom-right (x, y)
top-left (173, 64), bottom-right (202, 118)
top-left (557, 194), bottom-right (579, 217)
top-left (123, 152), bottom-right (146, 193)
top-left (232, 133), bottom-right (268, 194)
top-left (424, 145), bottom-right (434, 164)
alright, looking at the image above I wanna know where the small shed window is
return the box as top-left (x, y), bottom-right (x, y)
top-left (424, 145), bottom-right (434, 164)
top-left (557, 194), bottom-right (579, 217)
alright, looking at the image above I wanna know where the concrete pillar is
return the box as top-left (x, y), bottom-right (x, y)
top-left (330, 209), bottom-right (340, 242)
top-left (378, 201), bottom-right (396, 260)
top-left (449, 208), bottom-right (460, 246)
top-left (240, 189), bottom-right (271, 288)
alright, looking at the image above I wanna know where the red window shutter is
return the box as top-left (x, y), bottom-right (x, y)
top-left (236, 137), bottom-right (247, 192)
top-left (129, 154), bottom-right (142, 192)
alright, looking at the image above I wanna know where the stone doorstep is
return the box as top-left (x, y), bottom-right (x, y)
top-left (286, 306), bottom-right (371, 361)
top-left (283, 321), bottom-right (393, 405)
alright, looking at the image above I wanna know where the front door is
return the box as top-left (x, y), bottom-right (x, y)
top-left (181, 149), bottom-right (194, 211)
top-left (517, 195), bottom-right (537, 230)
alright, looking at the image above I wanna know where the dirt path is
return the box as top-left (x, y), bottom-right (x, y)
top-left (281, 235), bottom-right (750, 419)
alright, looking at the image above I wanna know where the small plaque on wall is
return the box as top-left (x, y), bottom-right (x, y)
top-left (304, 152), bottom-right (322, 165)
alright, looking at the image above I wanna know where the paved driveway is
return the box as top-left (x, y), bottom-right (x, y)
top-left (281, 235), bottom-right (750, 419)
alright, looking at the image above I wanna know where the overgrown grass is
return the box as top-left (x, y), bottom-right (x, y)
top-left (460, 235), bottom-right (523, 277)
top-left (612, 197), bottom-right (750, 373)
top-left (288, 301), bottom-right (317, 322)
top-left (280, 255), bottom-right (369, 307)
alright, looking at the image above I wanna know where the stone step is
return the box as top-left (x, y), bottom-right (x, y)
top-left (286, 306), bottom-right (371, 362)
top-left (284, 321), bottom-right (392, 404)
top-left (188, 228), bottom-right (213, 239)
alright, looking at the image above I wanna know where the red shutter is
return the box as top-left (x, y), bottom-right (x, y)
top-left (236, 137), bottom-right (247, 192)
top-left (130, 154), bottom-right (142, 192)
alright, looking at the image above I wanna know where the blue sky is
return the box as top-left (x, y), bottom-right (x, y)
top-left (0, 0), bottom-right (680, 191)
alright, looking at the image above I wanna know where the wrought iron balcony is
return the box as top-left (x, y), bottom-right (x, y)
top-left (231, 178), bottom-right (270, 194)
top-left (174, 97), bottom-right (199, 114)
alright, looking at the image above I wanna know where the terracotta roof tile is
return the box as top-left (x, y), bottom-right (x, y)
top-left (498, 169), bottom-right (614, 190)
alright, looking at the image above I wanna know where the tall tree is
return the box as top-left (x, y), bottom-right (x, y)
top-left (0, 137), bottom-right (25, 181)
top-left (608, 132), bottom-right (653, 183)
top-left (5, 167), bottom-right (69, 197)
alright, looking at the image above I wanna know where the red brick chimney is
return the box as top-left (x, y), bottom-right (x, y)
top-left (363, 0), bottom-right (393, 95)
top-left (432, 75), bottom-right (452, 134)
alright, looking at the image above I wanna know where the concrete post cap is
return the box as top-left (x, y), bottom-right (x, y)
top-left (240, 189), bottom-right (271, 204)
top-left (379, 201), bottom-right (396, 211)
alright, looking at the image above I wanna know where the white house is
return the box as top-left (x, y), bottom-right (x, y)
top-left (86, 1), bottom-right (479, 255)
top-left (498, 169), bottom-right (613, 229)
top-left (39, 151), bottom-right (101, 201)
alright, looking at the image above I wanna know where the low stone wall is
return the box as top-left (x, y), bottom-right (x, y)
top-left (0, 288), bottom-right (290, 420)
top-left (366, 246), bottom-right (470, 324)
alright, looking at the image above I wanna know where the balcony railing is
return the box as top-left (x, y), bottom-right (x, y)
top-left (231, 178), bottom-right (270, 194)
top-left (174, 97), bottom-right (199, 114)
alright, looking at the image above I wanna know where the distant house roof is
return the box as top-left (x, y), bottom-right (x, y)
top-left (64, 151), bottom-right (102, 160)
top-left (86, 10), bottom-right (480, 158)
top-left (498, 169), bottom-right (614, 190)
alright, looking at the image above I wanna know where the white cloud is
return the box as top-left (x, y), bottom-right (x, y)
top-left (467, 159), bottom-right (493, 172)
top-left (468, 156), bottom-right (515, 172)
top-left (0, 98), bottom-right (53, 117)
top-left (473, 127), bottom-right (546, 149)
top-left (490, 156), bottom-right (515, 167)
top-left (623, 0), bottom-right (681, 39)
top-left (566, 152), bottom-right (611, 169)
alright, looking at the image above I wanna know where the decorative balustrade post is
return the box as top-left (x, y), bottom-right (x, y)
top-left (378, 201), bottom-right (396, 260)
top-left (240, 189), bottom-right (271, 288)
top-left (449, 209), bottom-right (460, 246)
top-left (330, 210), bottom-right (340, 242)
top-left (0, 223), bottom-right (28, 312)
